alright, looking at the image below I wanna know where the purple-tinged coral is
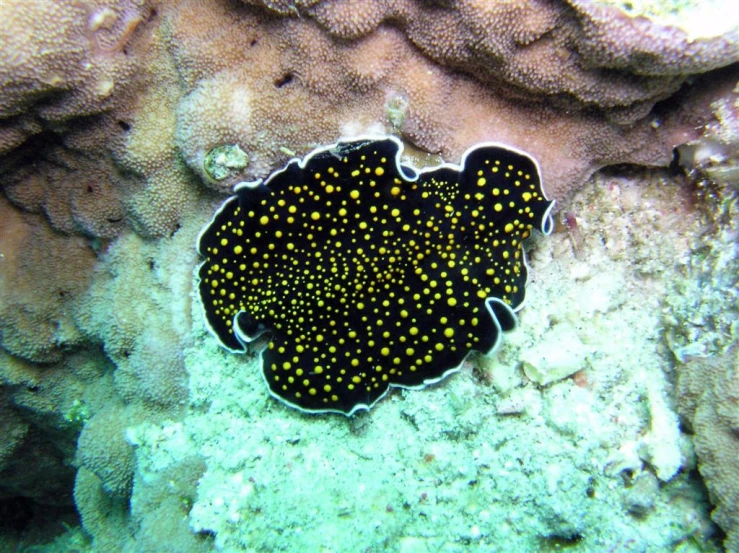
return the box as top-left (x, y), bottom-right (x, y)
top-left (0, 197), bottom-right (96, 363)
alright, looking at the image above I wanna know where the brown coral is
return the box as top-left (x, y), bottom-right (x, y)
top-left (166, 0), bottom-right (739, 202)
top-left (215, 8), bottom-right (738, 205)
top-left (0, 0), bottom-right (150, 119)
top-left (0, 197), bottom-right (96, 363)
top-left (0, 0), bottom-right (148, 153)
top-left (76, 403), bottom-right (143, 499)
top-left (677, 346), bottom-right (739, 552)
top-left (0, 0), bottom-right (199, 239)
top-left (2, 0), bottom-right (737, 238)
top-left (247, 0), bottom-right (739, 117)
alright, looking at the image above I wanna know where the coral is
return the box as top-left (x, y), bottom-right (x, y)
top-left (1, 350), bottom-right (97, 433)
top-left (248, 0), bottom-right (739, 115)
top-left (72, 229), bottom-right (194, 409)
top-left (166, 0), bottom-right (737, 204)
top-left (3, 141), bottom-right (127, 239)
top-left (0, 0), bottom-right (200, 240)
top-left (73, 467), bottom-right (130, 550)
top-left (65, 223), bottom-right (201, 546)
top-left (0, 197), bottom-right (96, 363)
top-left (1, 0), bottom-right (736, 245)
top-left (0, 0), bottom-right (141, 125)
top-left (109, 49), bottom-right (204, 238)
top-left (114, 326), bottom-right (188, 409)
top-left (677, 346), bottom-right (739, 552)
top-left (76, 403), bottom-right (143, 499)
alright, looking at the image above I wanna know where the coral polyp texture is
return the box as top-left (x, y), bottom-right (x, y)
top-left (197, 137), bottom-right (553, 413)
top-left (244, 0), bottom-right (738, 114)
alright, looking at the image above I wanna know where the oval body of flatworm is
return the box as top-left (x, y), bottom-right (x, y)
top-left (196, 136), bottom-right (554, 415)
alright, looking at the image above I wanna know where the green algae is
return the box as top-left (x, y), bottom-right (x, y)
top-left (203, 144), bottom-right (248, 182)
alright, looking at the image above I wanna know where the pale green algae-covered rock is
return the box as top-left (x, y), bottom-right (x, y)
top-left (521, 322), bottom-right (591, 386)
top-left (590, 0), bottom-right (738, 40)
top-left (667, 85), bottom-right (739, 361)
top-left (202, 144), bottom-right (249, 183)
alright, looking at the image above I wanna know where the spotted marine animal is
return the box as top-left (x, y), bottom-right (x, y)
top-left (196, 136), bottom-right (554, 415)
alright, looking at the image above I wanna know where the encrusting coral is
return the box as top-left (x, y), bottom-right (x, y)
top-left (2, 0), bottom-right (737, 229)
top-left (0, 0), bottom-right (138, 146)
top-left (0, 0), bottom-right (737, 549)
top-left (677, 346), bottom-right (739, 552)
top-left (168, 0), bottom-right (738, 202)
top-left (249, 0), bottom-right (738, 116)
top-left (0, 196), bottom-right (96, 363)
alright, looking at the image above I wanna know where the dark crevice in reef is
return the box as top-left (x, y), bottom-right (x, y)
top-left (273, 73), bottom-right (294, 88)
top-left (0, 496), bottom-right (81, 549)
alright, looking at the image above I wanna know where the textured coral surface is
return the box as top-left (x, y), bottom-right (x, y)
top-left (678, 346), bottom-right (739, 553)
top-left (0, 0), bottom-right (737, 551)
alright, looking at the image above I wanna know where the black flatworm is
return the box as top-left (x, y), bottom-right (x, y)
top-left (196, 136), bottom-right (554, 415)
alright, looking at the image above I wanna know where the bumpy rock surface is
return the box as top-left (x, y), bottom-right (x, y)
top-left (677, 346), bottom-right (739, 551)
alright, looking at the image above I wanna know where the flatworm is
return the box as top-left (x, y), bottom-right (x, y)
top-left (196, 136), bottom-right (554, 415)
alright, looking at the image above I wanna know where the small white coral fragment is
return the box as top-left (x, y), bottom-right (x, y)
top-left (474, 351), bottom-right (522, 394)
top-left (605, 440), bottom-right (643, 477)
top-left (496, 388), bottom-right (542, 416)
top-left (638, 372), bottom-right (684, 482)
top-left (521, 322), bottom-right (590, 385)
